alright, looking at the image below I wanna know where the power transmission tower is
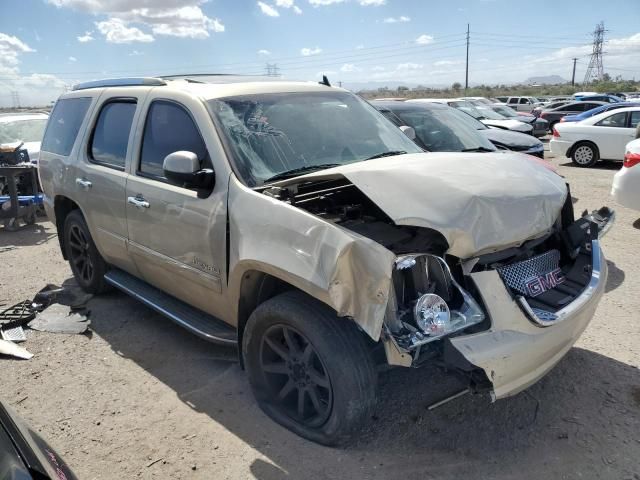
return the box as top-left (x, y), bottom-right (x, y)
top-left (465, 23), bottom-right (470, 92)
top-left (265, 63), bottom-right (280, 77)
top-left (583, 22), bottom-right (606, 86)
top-left (11, 91), bottom-right (20, 108)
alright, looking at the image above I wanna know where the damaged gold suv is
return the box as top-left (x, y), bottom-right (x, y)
top-left (38, 76), bottom-right (614, 445)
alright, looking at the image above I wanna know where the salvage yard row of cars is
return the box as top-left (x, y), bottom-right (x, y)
top-left (0, 77), bottom-right (638, 464)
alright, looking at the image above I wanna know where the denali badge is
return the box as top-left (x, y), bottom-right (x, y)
top-left (524, 268), bottom-right (565, 297)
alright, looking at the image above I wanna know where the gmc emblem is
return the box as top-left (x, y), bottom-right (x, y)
top-left (524, 268), bottom-right (565, 297)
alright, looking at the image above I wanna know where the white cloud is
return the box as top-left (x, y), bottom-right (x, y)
top-left (95, 18), bottom-right (154, 43)
top-left (355, 44), bottom-right (364, 49)
top-left (308, 0), bottom-right (345, 5)
top-left (68, 56), bottom-right (77, 61)
top-left (0, 34), bottom-right (68, 107)
top-left (301, 46), bottom-right (322, 56)
top-left (128, 49), bottom-right (144, 55)
top-left (49, 1), bottom-right (225, 41)
top-left (358, 0), bottom-right (385, 5)
top-left (416, 34), bottom-right (433, 45)
top-left (77, 31), bottom-right (94, 42)
top-left (258, 49), bottom-right (271, 55)
top-left (383, 15), bottom-right (410, 23)
top-left (293, 5), bottom-right (302, 13)
top-left (434, 60), bottom-right (461, 66)
top-left (257, 1), bottom-right (280, 16)
top-left (371, 65), bottom-right (384, 71)
top-left (275, 0), bottom-right (293, 6)
top-left (340, 63), bottom-right (361, 72)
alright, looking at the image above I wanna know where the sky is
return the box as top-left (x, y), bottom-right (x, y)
top-left (0, 0), bottom-right (639, 106)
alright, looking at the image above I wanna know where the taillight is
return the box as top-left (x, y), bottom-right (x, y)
top-left (539, 112), bottom-right (547, 119)
top-left (623, 151), bottom-right (640, 168)
top-left (559, 117), bottom-right (565, 122)
top-left (552, 127), bottom-right (560, 137)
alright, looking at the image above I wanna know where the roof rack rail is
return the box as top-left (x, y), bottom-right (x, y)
top-left (72, 77), bottom-right (166, 91)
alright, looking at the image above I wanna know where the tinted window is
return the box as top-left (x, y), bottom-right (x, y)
top-left (596, 112), bottom-right (627, 127)
top-left (41, 97), bottom-right (91, 156)
top-left (508, 98), bottom-right (518, 104)
top-left (90, 101), bottom-right (136, 169)
top-left (519, 98), bottom-right (529, 104)
top-left (630, 111), bottom-right (640, 129)
top-left (584, 103), bottom-right (601, 111)
top-left (395, 108), bottom-right (495, 152)
top-left (140, 101), bottom-right (208, 178)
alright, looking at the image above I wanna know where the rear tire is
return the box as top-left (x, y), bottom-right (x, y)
top-left (571, 142), bottom-right (599, 168)
top-left (243, 291), bottom-right (377, 446)
top-left (63, 210), bottom-right (110, 293)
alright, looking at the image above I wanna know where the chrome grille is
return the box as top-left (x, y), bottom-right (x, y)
top-left (497, 250), bottom-right (561, 296)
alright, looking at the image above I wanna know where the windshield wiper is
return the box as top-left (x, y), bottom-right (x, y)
top-left (264, 163), bottom-right (341, 183)
top-left (461, 146), bottom-right (495, 152)
top-left (365, 150), bottom-right (407, 160)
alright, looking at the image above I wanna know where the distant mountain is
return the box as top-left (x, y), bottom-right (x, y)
top-left (525, 75), bottom-right (566, 85)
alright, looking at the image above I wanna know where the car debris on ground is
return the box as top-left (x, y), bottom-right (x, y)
top-left (0, 282), bottom-right (92, 359)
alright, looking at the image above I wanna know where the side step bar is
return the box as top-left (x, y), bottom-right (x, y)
top-left (104, 268), bottom-right (237, 346)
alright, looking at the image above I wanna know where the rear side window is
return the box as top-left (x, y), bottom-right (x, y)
top-left (630, 111), bottom-right (640, 129)
top-left (41, 97), bottom-right (92, 156)
top-left (90, 101), bottom-right (136, 169)
top-left (139, 101), bottom-right (208, 178)
top-left (595, 112), bottom-right (627, 128)
top-left (508, 98), bottom-right (518, 104)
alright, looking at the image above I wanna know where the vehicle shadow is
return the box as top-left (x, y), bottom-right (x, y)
top-left (0, 220), bottom-right (57, 247)
top-left (605, 260), bottom-right (625, 293)
top-left (86, 288), bottom-right (640, 479)
top-left (633, 218), bottom-right (640, 230)
top-left (559, 160), bottom-right (620, 171)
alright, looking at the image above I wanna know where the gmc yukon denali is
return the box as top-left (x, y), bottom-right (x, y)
top-left (38, 76), bottom-right (614, 445)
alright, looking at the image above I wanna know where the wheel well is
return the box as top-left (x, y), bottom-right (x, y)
top-left (236, 271), bottom-right (303, 367)
top-left (569, 140), bottom-right (599, 159)
top-left (54, 196), bottom-right (80, 260)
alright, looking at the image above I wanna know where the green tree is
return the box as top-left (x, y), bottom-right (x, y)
top-left (452, 82), bottom-right (462, 92)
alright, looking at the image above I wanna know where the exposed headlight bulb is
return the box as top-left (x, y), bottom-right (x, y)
top-left (414, 293), bottom-right (451, 336)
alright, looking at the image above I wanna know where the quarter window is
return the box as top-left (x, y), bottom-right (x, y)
top-left (41, 97), bottom-right (91, 156)
top-left (595, 112), bottom-right (627, 127)
top-left (139, 101), bottom-right (208, 178)
top-left (90, 101), bottom-right (136, 169)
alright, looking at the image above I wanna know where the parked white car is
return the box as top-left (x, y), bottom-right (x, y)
top-left (549, 106), bottom-right (640, 167)
top-left (0, 112), bottom-right (49, 163)
top-left (611, 138), bottom-right (640, 211)
top-left (408, 99), bottom-right (533, 134)
top-left (503, 96), bottom-right (544, 113)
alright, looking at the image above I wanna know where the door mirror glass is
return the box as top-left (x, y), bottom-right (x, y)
top-left (163, 150), bottom-right (215, 197)
top-left (399, 125), bottom-right (416, 140)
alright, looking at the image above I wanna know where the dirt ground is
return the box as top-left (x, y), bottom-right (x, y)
top-left (1, 142), bottom-right (639, 480)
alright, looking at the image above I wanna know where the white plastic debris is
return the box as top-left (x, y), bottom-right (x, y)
top-left (0, 338), bottom-right (33, 360)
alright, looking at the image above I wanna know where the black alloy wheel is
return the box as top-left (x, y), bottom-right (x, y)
top-left (260, 324), bottom-right (333, 427)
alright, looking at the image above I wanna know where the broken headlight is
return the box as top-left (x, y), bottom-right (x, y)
top-left (391, 254), bottom-right (485, 347)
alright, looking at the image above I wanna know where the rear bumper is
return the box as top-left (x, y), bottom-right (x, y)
top-left (450, 241), bottom-right (607, 400)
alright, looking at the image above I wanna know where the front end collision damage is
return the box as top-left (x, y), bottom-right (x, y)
top-left (227, 152), bottom-right (612, 402)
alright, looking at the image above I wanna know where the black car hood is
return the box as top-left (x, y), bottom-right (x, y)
top-left (479, 127), bottom-right (542, 149)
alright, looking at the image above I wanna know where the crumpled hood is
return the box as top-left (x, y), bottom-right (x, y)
top-left (299, 152), bottom-right (568, 259)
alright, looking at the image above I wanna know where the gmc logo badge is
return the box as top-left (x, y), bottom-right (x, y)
top-left (524, 268), bottom-right (565, 297)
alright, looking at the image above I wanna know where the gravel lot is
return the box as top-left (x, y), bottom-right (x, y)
top-left (1, 141), bottom-right (639, 480)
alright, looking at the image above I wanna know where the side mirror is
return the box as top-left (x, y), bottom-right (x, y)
top-left (163, 151), bottom-right (215, 197)
top-left (399, 125), bottom-right (416, 141)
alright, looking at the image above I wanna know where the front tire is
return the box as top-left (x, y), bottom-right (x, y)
top-left (243, 291), bottom-right (377, 446)
top-left (571, 142), bottom-right (599, 167)
top-left (63, 210), bottom-right (109, 293)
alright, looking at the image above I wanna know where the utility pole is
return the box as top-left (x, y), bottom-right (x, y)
top-left (571, 58), bottom-right (578, 86)
top-left (11, 91), bottom-right (20, 109)
top-left (465, 23), bottom-right (470, 92)
top-left (583, 21), bottom-right (606, 86)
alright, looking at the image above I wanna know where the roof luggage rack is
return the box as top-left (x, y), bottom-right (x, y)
top-left (72, 77), bottom-right (166, 91)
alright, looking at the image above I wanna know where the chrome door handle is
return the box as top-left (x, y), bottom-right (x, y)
top-left (75, 178), bottom-right (92, 189)
top-left (127, 196), bottom-right (150, 209)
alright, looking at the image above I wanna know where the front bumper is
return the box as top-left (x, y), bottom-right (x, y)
top-left (450, 241), bottom-right (607, 400)
top-left (549, 139), bottom-right (572, 157)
